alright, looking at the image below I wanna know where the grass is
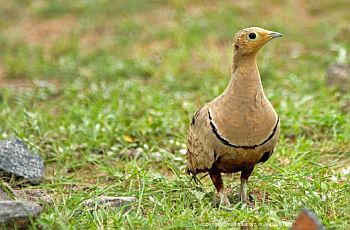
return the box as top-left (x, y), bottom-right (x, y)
top-left (0, 0), bottom-right (350, 229)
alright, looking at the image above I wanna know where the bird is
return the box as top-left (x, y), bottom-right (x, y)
top-left (186, 27), bottom-right (282, 207)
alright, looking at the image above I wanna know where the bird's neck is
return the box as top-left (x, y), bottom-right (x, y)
top-left (209, 50), bottom-right (278, 146)
top-left (225, 52), bottom-right (264, 98)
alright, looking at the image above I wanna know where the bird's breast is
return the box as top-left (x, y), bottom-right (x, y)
top-left (209, 95), bottom-right (278, 146)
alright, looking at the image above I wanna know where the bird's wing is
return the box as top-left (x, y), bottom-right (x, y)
top-left (186, 106), bottom-right (215, 174)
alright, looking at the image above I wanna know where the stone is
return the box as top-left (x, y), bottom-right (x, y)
top-left (0, 138), bottom-right (44, 182)
top-left (326, 63), bottom-right (350, 93)
top-left (14, 189), bottom-right (52, 204)
top-left (0, 200), bottom-right (42, 228)
top-left (291, 209), bottom-right (325, 230)
top-left (81, 196), bottom-right (137, 211)
top-left (0, 182), bottom-right (15, 201)
top-left (0, 189), bottom-right (10, 201)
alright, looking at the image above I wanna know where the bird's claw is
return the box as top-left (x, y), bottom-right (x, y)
top-left (217, 193), bottom-right (231, 208)
top-left (241, 194), bottom-right (255, 207)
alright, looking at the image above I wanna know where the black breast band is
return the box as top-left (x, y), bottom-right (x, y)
top-left (208, 110), bottom-right (279, 149)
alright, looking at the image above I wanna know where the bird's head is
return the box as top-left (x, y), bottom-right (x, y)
top-left (233, 27), bottom-right (282, 55)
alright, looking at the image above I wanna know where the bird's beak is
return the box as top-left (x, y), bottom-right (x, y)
top-left (269, 31), bottom-right (283, 38)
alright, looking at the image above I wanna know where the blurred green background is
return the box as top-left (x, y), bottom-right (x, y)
top-left (0, 0), bottom-right (350, 229)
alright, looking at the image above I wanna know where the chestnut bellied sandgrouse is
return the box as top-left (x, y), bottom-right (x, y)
top-left (186, 27), bottom-right (282, 206)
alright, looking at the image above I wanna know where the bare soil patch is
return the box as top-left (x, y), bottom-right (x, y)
top-left (7, 15), bottom-right (77, 49)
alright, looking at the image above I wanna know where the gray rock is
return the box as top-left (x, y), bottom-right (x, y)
top-left (0, 182), bottom-right (15, 201)
top-left (326, 63), bottom-right (350, 93)
top-left (0, 189), bottom-right (11, 201)
top-left (0, 200), bottom-right (42, 228)
top-left (81, 196), bottom-right (137, 211)
top-left (14, 189), bottom-right (52, 204)
top-left (0, 138), bottom-right (44, 181)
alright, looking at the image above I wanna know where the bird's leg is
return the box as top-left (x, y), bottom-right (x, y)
top-left (240, 167), bottom-right (254, 206)
top-left (240, 178), bottom-right (247, 202)
top-left (209, 167), bottom-right (230, 207)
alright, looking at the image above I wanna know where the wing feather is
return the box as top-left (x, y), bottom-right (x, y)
top-left (186, 106), bottom-right (215, 174)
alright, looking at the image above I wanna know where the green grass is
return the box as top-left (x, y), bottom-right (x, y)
top-left (0, 0), bottom-right (350, 229)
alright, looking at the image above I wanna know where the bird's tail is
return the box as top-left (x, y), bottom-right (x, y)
top-left (187, 168), bottom-right (209, 187)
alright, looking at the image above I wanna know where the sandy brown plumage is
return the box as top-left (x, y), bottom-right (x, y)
top-left (186, 27), bottom-right (282, 206)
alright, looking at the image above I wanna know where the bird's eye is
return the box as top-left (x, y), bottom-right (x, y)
top-left (248, 32), bottom-right (257, 40)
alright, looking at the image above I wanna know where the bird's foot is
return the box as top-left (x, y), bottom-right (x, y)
top-left (216, 192), bottom-right (231, 208)
top-left (241, 194), bottom-right (254, 207)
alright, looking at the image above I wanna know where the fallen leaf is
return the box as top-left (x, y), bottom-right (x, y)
top-left (279, 157), bottom-right (290, 165)
top-left (123, 135), bottom-right (133, 143)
